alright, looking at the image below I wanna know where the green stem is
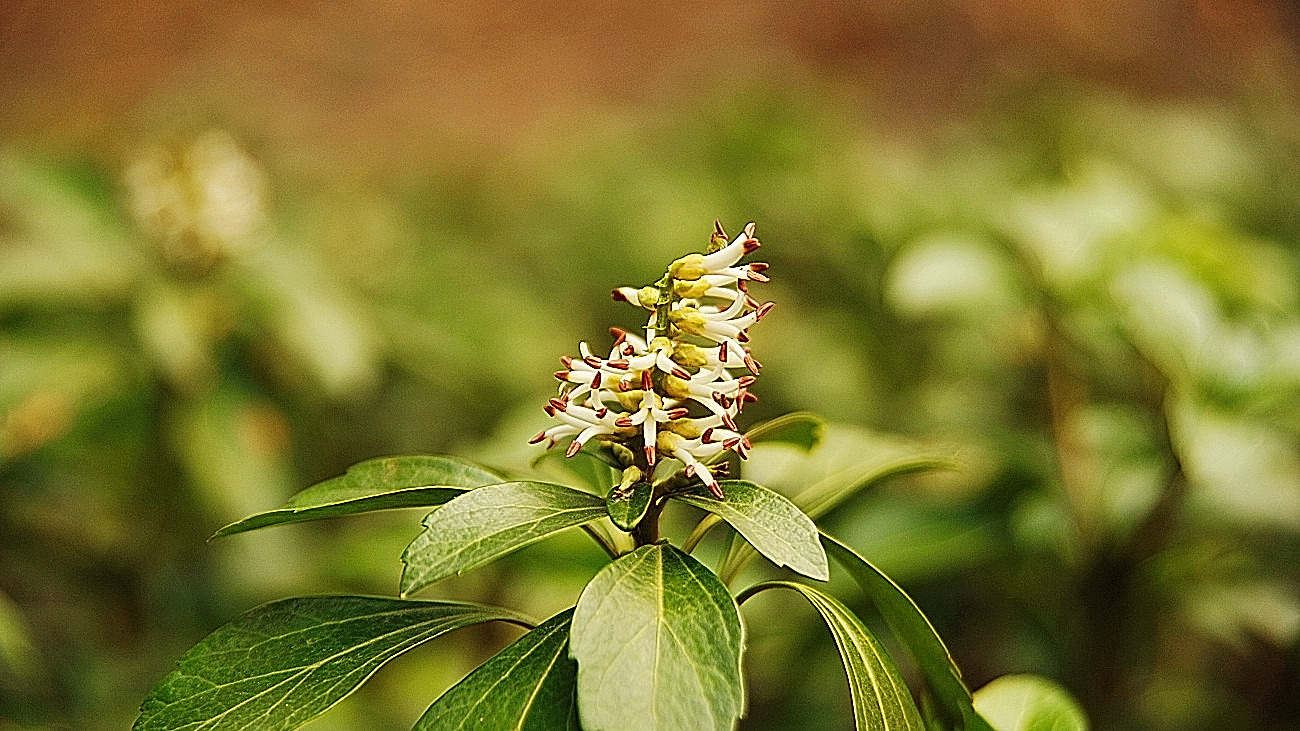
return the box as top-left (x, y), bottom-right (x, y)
top-left (631, 494), bottom-right (665, 546)
top-left (682, 514), bottom-right (724, 554)
top-left (581, 524), bottom-right (622, 560)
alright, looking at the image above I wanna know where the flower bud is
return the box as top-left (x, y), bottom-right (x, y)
top-left (667, 307), bottom-right (707, 336)
top-left (669, 253), bottom-right (707, 281)
top-left (673, 278), bottom-right (712, 299)
top-left (671, 343), bottom-right (709, 367)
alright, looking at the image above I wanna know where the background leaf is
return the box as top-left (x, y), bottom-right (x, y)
top-left (823, 534), bottom-right (993, 731)
top-left (743, 412), bottom-right (826, 452)
top-left (570, 544), bottom-right (744, 731)
top-left (213, 455), bottom-right (505, 537)
top-left (972, 675), bottom-right (1089, 731)
top-left (135, 595), bottom-right (529, 731)
top-left (739, 581), bottom-right (924, 731)
top-left (675, 479), bottom-right (829, 581)
top-left (415, 608), bottom-right (578, 730)
top-left (794, 454), bottom-right (959, 523)
top-left (719, 444), bottom-right (957, 583)
top-left (401, 481), bottom-right (607, 596)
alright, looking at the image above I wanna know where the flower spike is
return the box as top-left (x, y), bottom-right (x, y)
top-left (536, 221), bottom-right (771, 500)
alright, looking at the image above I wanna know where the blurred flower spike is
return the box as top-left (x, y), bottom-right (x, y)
top-left (532, 221), bottom-right (772, 498)
top-left (124, 130), bottom-right (270, 271)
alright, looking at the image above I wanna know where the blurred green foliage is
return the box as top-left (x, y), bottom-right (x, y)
top-left (1, 82), bottom-right (1298, 729)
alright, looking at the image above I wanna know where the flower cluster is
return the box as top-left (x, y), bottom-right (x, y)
top-left (531, 221), bottom-right (772, 498)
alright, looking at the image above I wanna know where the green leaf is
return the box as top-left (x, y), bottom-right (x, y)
top-left (744, 411), bottom-right (826, 451)
top-left (823, 534), bottom-right (993, 731)
top-left (415, 609), bottom-right (578, 730)
top-left (718, 449), bottom-right (956, 583)
top-left (401, 481), bottom-right (607, 596)
top-left (213, 455), bottom-right (504, 537)
top-left (674, 480), bottom-right (829, 581)
top-left (606, 480), bottom-right (653, 531)
top-left (739, 581), bottom-right (924, 731)
top-left (796, 453), bottom-right (958, 523)
top-left (972, 675), bottom-right (1088, 731)
top-left (570, 544), bottom-right (744, 731)
top-left (134, 595), bottom-right (529, 731)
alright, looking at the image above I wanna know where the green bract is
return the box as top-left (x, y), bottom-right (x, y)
top-left (137, 223), bottom-right (1086, 730)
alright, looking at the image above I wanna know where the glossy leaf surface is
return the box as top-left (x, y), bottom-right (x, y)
top-left (824, 534), bottom-right (994, 730)
top-left (213, 455), bottom-right (504, 537)
top-left (401, 481), bottom-right (606, 595)
top-left (415, 609), bottom-right (578, 730)
top-left (741, 581), bottom-right (924, 731)
top-left (570, 544), bottom-right (744, 731)
top-left (135, 595), bottom-right (527, 730)
top-left (675, 480), bottom-right (829, 581)
top-left (605, 480), bottom-right (653, 531)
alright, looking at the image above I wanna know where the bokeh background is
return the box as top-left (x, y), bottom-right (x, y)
top-left (2, 1), bottom-right (1299, 728)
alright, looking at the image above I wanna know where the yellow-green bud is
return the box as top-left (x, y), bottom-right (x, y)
top-left (636, 286), bottom-right (660, 310)
top-left (669, 253), bottom-right (707, 281)
top-left (660, 374), bottom-right (693, 400)
top-left (672, 343), bottom-right (709, 367)
top-left (618, 465), bottom-right (643, 489)
top-left (668, 307), bottom-right (707, 336)
top-left (673, 278), bottom-right (712, 299)
top-left (656, 430), bottom-right (685, 454)
top-left (611, 443), bottom-right (637, 467)
top-left (666, 418), bottom-right (702, 439)
top-left (616, 389), bottom-right (645, 411)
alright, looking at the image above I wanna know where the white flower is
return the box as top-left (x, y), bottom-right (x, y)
top-left (535, 221), bottom-right (772, 499)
